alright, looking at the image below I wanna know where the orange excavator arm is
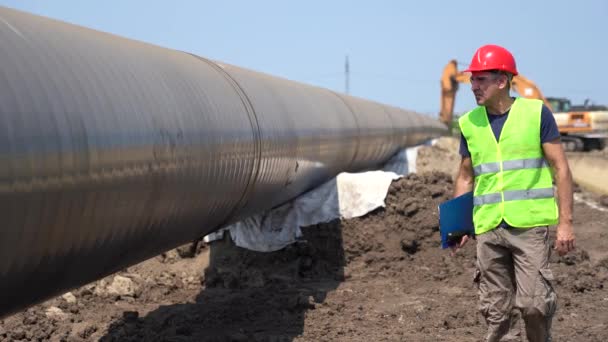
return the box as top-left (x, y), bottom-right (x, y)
top-left (511, 74), bottom-right (552, 109)
top-left (440, 60), bottom-right (554, 125)
top-left (439, 60), bottom-right (469, 125)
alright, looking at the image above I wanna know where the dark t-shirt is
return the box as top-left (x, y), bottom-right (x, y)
top-left (459, 104), bottom-right (561, 157)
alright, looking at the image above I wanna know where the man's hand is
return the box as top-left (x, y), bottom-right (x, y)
top-left (554, 223), bottom-right (575, 256)
top-left (450, 235), bottom-right (470, 256)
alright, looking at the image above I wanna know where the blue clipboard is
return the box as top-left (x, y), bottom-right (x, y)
top-left (438, 191), bottom-right (474, 249)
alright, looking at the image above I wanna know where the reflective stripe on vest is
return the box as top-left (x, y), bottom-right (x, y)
top-left (473, 158), bottom-right (550, 176)
top-left (473, 187), bottom-right (555, 206)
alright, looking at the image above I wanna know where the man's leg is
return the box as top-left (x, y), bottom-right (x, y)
top-left (476, 229), bottom-right (519, 342)
top-left (508, 226), bottom-right (556, 342)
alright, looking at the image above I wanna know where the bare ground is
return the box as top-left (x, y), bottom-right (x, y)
top-left (1, 138), bottom-right (607, 342)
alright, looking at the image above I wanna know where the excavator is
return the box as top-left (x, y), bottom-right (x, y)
top-left (440, 59), bottom-right (608, 151)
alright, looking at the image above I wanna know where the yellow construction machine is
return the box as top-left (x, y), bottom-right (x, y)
top-left (440, 60), bottom-right (608, 151)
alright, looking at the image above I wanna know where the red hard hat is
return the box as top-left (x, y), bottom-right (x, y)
top-left (464, 44), bottom-right (518, 76)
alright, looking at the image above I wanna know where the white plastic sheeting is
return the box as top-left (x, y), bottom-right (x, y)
top-left (204, 144), bottom-right (425, 252)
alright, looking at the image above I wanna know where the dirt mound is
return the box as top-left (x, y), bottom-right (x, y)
top-left (1, 138), bottom-right (607, 341)
top-left (202, 172), bottom-right (453, 289)
top-left (416, 137), bottom-right (460, 179)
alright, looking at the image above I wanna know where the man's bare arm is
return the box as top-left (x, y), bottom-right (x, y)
top-left (542, 138), bottom-right (575, 255)
top-left (454, 156), bottom-right (474, 197)
top-left (450, 156), bottom-right (474, 253)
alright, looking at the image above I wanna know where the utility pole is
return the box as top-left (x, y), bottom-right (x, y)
top-left (345, 55), bottom-right (350, 95)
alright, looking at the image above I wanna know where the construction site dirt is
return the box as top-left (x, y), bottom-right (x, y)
top-left (1, 137), bottom-right (607, 342)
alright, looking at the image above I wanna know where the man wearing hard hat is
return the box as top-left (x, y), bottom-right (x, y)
top-left (451, 44), bottom-right (575, 342)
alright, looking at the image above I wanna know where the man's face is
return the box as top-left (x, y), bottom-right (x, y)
top-left (470, 71), bottom-right (503, 105)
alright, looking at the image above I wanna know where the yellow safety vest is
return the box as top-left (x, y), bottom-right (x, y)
top-left (458, 98), bottom-right (558, 235)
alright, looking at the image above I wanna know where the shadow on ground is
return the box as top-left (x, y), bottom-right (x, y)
top-left (100, 220), bottom-right (346, 342)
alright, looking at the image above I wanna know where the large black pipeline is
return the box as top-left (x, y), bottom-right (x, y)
top-left (0, 6), bottom-right (446, 317)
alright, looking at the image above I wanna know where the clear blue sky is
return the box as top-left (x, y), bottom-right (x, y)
top-left (1, 0), bottom-right (606, 116)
